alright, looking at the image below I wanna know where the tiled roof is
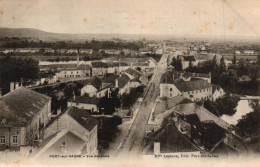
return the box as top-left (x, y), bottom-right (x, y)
top-left (153, 96), bottom-right (190, 116)
top-left (174, 80), bottom-right (211, 92)
top-left (67, 106), bottom-right (98, 131)
top-left (0, 101), bottom-right (27, 127)
top-left (160, 71), bottom-right (181, 84)
top-left (183, 72), bottom-right (210, 78)
top-left (82, 76), bottom-right (102, 90)
top-left (118, 74), bottom-right (130, 88)
top-left (107, 62), bottom-right (129, 67)
top-left (125, 68), bottom-right (142, 79)
top-left (0, 87), bottom-right (51, 126)
top-left (77, 64), bottom-right (91, 70)
top-left (173, 103), bottom-right (197, 115)
top-left (158, 121), bottom-right (199, 153)
top-left (132, 62), bottom-right (149, 66)
top-left (39, 64), bottom-right (77, 70)
top-left (173, 103), bottom-right (231, 130)
top-left (120, 58), bottom-right (147, 63)
top-left (102, 73), bottom-right (119, 84)
top-left (68, 96), bottom-right (100, 105)
top-left (92, 61), bottom-right (108, 68)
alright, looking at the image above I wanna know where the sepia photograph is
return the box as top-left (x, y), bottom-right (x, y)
top-left (0, 0), bottom-right (259, 166)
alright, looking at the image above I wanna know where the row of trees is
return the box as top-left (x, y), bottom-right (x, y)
top-left (2, 40), bottom-right (145, 50)
top-left (171, 55), bottom-right (260, 94)
top-left (0, 56), bottom-right (40, 94)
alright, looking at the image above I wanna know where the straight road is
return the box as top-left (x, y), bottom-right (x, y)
top-left (116, 54), bottom-right (168, 157)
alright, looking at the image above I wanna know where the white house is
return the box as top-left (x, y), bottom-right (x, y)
top-left (67, 96), bottom-right (100, 113)
top-left (179, 55), bottom-right (198, 69)
top-left (40, 106), bottom-right (98, 157)
top-left (118, 74), bottom-right (131, 95)
top-left (212, 85), bottom-right (225, 101)
top-left (55, 64), bottom-right (91, 79)
top-left (160, 71), bottom-right (212, 101)
top-left (80, 77), bottom-right (103, 97)
top-left (243, 50), bottom-right (255, 55)
top-left (0, 86), bottom-right (51, 150)
top-left (124, 68), bottom-right (148, 86)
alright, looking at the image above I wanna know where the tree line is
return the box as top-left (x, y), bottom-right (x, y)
top-left (171, 55), bottom-right (260, 95)
top-left (2, 39), bottom-right (145, 51)
top-left (0, 56), bottom-right (40, 94)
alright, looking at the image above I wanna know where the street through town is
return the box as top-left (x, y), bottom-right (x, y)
top-left (116, 54), bottom-right (168, 157)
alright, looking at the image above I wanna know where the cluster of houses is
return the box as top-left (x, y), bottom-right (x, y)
top-left (0, 83), bottom-right (98, 158)
top-left (70, 68), bottom-right (148, 113)
top-left (0, 47), bottom-right (152, 56)
top-left (39, 56), bottom-right (156, 83)
top-left (159, 70), bottom-right (225, 102)
top-left (0, 63), bottom-right (149, 157)
top-left (147, 95), bottom-right (247, 154)
top-left (144, 69), bottom-right (249, 154)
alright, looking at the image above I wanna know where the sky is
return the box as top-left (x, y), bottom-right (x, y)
top-left (0, 0), bottom-right (260, 37)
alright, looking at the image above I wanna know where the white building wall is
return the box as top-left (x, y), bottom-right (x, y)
top-left (42, 114), bottom-right (97, 155)
top-left (182, 87), bottom-right (212, 101)
top-left (81, 85), bottom-right (98, 97)
top-left (56, 70), bottom-right (85, 79)
top-left (67, 102), bottom-right (98, 112)
top-left (159, 84), bottom-right (181, 98)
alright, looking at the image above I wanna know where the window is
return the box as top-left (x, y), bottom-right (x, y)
top-left (170, 88), bottom-right (172, 91)
top-left (64, 72), bottom-right (66, 74)
top-left (0, 136), bottom-right (5, 144)
top-left (12, 136), bottom-right (18, 144)
top-left (71, 72), bottom-right (73, 74)
top-left (64, 75), bottom-right (66, 77)
top-left (61, 142), bottom-right (66, 146)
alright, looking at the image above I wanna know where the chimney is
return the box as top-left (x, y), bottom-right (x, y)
top-left (15, 82), bottom-right (19, 89)
top-left (60, 142), bottom-right (66, 154)
top-left (21, 78), bottom-right (23, 86)
top-left (77, 49), bottom-right (80, 68)
top-left (154, 142), bottom-right (160, 154)
top-left (115, 78), bottom-right (119, 88)
top-left (10, 82), bottom-right (15, 92)
top-left (57, 107), bottom-right (61, 116)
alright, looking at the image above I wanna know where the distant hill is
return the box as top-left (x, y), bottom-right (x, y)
top-left (0, 27), bottom-right (259, 42)
top-left (0, 27), bottom-right (56, 37)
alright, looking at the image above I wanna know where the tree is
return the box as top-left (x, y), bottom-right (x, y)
top-left (99, 89), bottom-right (120, 115)
top-left (64, 82), bottom-right (82, 98)
top-left (171, 57), bottom-right (182, 71)
top-left (136, 67), bottom-right (141, 71)
top-left (120, 50), bottom-right (125, 57)
top-left (237, 58), bottom-right (249, 77)
top-left (248, 65), bottom-right (259, 82)
top-left (219, 69), bottom-right (238, 92)
top-left (219, 57), bottom-right (226, 74)
top-left (0, 56), bottom-right (40, 94)
top-left (237, 101), bottom-right (260, 137)
top-left (232, 55), bottom-right (237, 65)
